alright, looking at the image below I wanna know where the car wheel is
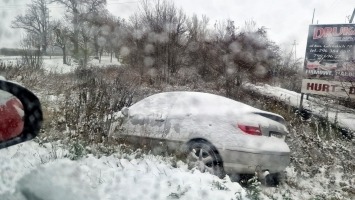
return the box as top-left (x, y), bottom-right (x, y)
top-left (186, 141), bottom-right (225, 178)
top-left (265, 172), bottom-right (281, 186)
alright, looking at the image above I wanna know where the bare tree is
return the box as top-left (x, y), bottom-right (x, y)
top-left (80, 9), bottom-right (120, 63)
top-left (105, 16), bottom-right (123, 63)
top-left (52, 20), bottom-right (71, 64)
top-left (122, 13), bottom-right (147, 76)
top-left (208, 20), bottom-right (282, 96)
top-left (50, 0), bottom-right (80, 56)
top-left (186, 15), bottom-right (214, 79)
top-left (140, 0), bottom-right (187, 79)
top-left (50, 0), bottom-right (106, 58)
top-left (21, 34), bottom-right (43, 69)
top-left (12, 0), bottom-right (50, 53)
top-left (78, 21), bottom-right (94, 67)
top-left (100, 15), bottom-right (123, 63)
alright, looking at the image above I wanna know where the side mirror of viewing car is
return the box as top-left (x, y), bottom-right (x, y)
top-left (0, 80), bottom-right (42, 150)
top-left (121, 107), bottom-right (129, 117)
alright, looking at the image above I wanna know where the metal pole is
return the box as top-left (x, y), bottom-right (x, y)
top-left (312, 8), bottom-right (315, 24)
top-left (292, 40), bottom-right (298, 61)
top-left (350, 8), bottom-right (355, 23)
top-left (294, 41), bottom-right (297, 60)
top-left (300, 93), bottom-right (304, 110)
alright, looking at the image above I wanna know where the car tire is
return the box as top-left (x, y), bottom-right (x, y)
top-left (186, 140), bottom-right (225, 178)
top-left (265, 172), bottom-right (281, 186)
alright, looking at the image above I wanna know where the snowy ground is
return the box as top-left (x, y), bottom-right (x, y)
top-left (0, 56), bottom-right (121, 74)
top-left (245, 83), bottom-right (355, 132)
top-left (0, 141), bottom-right (249, 200)
top-left (1, 142), bottom-right (351, 199)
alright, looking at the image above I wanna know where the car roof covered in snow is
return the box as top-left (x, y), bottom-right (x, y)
top-left (130, 91), bottom-right (282, 118)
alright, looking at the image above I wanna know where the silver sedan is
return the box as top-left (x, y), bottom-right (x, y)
top-left (112, 91), bottom-right (290, 180)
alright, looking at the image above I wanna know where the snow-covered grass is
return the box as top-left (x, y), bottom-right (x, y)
top-left (1, 140), bottom-right (353, 199)
top-left (262, 166), bottom-right (353, 200)
top-left (0, 141), bottom-right (248, 200)
top-left (242, 83), bottom-right (355, 200)
top-left (245, 83), bottom-right (355, 132)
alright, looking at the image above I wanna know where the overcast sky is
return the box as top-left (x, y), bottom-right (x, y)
top-left (0, 0), bottom-right (354, 58)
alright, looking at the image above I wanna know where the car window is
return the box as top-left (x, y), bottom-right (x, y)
top-left (129, 92), bottom-right (178, 118)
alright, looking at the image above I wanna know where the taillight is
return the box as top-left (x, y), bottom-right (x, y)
top-left (238, 124), bottom-right (262, 136)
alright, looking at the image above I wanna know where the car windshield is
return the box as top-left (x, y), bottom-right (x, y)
top-left (0, 0), bottom-right (354, 199)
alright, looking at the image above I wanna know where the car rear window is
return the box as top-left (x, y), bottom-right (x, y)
top-left (253, 112), bottom-right (286, 125)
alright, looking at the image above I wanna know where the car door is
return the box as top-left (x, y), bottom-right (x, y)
top-left (125, 93), bottom-right (177, 139)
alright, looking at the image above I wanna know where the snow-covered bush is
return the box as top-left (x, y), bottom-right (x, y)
top-left (245, 173), bottom-right (262, 200)
top-left (62, 66), bottom-right (136, 141)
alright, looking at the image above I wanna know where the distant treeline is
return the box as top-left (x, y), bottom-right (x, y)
top-left (0, 48), bottom-right (63, 56)
top-left (0, 48), bottom-right (34, 56)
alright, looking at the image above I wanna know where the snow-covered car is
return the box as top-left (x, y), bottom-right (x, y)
top-left (113, 91), bottom-right (290, 178)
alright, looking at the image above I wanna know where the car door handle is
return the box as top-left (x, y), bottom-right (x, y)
top-left (155, 119), bottom-right (165, 122)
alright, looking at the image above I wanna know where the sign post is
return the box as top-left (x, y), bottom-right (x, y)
top-left (299, 93), bottom-right (304, 109)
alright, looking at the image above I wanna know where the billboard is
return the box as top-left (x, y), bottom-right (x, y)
top-left (302, 24), bottom-right (355, 98)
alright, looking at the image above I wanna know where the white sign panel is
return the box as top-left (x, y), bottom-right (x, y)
top-left (301, 79), bottom-right (355, 99)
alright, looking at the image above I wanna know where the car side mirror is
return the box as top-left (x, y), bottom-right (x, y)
top-left (121, 107), bottom-right (129, 117)
top-left (0, 80), bottom-right (42, 150)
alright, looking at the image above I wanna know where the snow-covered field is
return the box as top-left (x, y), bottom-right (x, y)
top-left (0, 56), bottom-right (121, 74)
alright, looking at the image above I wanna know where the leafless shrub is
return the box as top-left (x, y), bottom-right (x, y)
top-left (0, 59), bottom-right (46, 88)
top-left (21, 49), bottom-right (43, 69)
top-left (59, 66), bottom-right (137, 144)
top-left (0, 61), bottom-right (23, 79)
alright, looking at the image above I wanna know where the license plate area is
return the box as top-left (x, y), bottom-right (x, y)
top-left (269, 131), bottom-right (283, 139)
